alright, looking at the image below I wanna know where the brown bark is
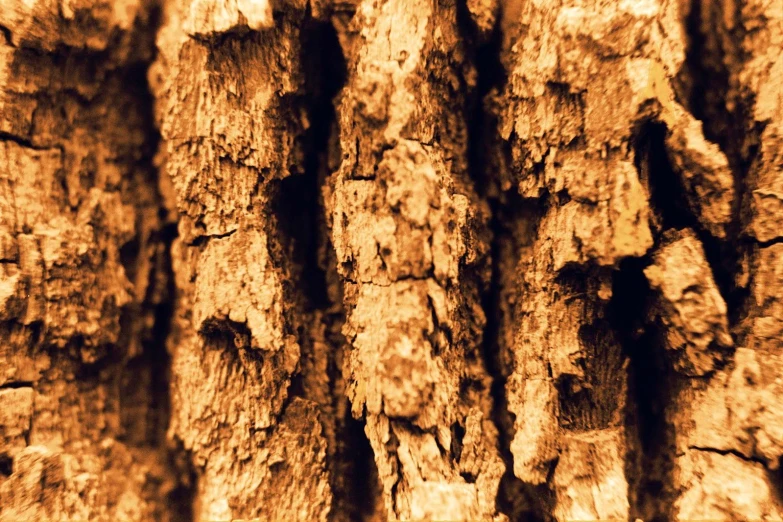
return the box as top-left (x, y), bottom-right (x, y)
top-left (0, 0), bottom-right (182, 520)
top-left (1, 0), bottom-right (783, 521)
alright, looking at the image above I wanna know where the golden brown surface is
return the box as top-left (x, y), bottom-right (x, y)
top-left (1, 0), bottom-right (782, 520)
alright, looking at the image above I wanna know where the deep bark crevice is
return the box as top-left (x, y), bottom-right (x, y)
top-left (272, 14), bottom-right (345, 317)
top-left (0, 454), bottom-right (12, 477)
top-left (608, 257), bottom-right (675, 522)
top-left (489, 195), bottom-right (554, 522)
top-left (0, 24), bottom-right (13, 47)
top-left (624, 109), bottom-right (749, 520)
top-left (271, 14), bottom-right (344, 401)
top-left (456, 4), bottom-right (553, 520)
top-left (634, 120), bottom-right (745, 325)
top-left (621, 119), bottom-right (712, 521)
top-left (273, 13), bottom-right (345, 311)
top-left (679, 0), bottom-right (754, 187)
top-left (274, 15), bottom-right (381, 521)
top-left (680, 0), bottom-right (737, 153)
top-left (342, 414), bottom-right (381, 521)
top-left (635, 122), bottom-right (692, 234)
top-left (0, 381), bottom-right (33, 389)
top-left (758, 237), bottom-right (783, 248)
top-left (768, 467), bottom-right (783, 507)
top-left (115, 9), bottom-right (197, 519)
top-left (679, 0), bottom-right (759, 330)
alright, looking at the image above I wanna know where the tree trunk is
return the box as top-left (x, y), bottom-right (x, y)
top-left (1, 0), bottom-right (782, 520)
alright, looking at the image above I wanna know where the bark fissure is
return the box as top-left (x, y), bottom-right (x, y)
top-left (0, 25), bottom-right (12, 47)
top-left (609, 257), bottom-right (674, 522)
top-left (757, 236), bottom-right (783, 248)
top-left (0, 381), bottom-right (33, 389)
top-left (688, 445), bottom-right (765, 464)
top-left (626, 112), bottom-right (735, 519)
top-left (0, 131), bottom-right (63, 153)
top-left (681, 0), bottom-right (738, 153)
top-left (680, 0), bottom-right (757, 328)
top-left (115, 16), bottom-right (197, 520)
top-left (488, 195), bottom-right (555, 522)
top-left (0, 455), bottom-right (11, 477)
top-left (635, 119), bottom-right (743, 326)
top-left (289, 15), bottom-right (382, 521)
top-left (457, 4), bottom-right (552, 520)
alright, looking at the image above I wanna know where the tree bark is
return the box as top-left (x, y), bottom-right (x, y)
top-left (1, 0), bottom-right (782, 520)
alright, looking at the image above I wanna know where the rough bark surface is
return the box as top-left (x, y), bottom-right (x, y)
top-left (0, 0), bottom-right (187, 520)
top-left (1, 0), bottom-right (783, 520)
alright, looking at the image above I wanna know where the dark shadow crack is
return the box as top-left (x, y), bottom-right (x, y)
top-left (688, 445), bottom-right (764, 464)
top-left (677, 0), bottom-right (760, 331)
top-left (115, 5), bottom-right (197, 520)
top-left (757, 236), bottom-right (783, 249)
top-left (0, 381), bottom-right (33, 389)
top-left (633, 120), bottom-right (745, 326)
top-left (186, 228), bottom-right (237, 247)
top-left (274, 12), bottom-right (382, 522)
top-left (456, 2), bottom-right (553, 520)
top-left (0, 24), bottom-right (13, 47)
top-left (0, 130), bottom-right (60, 151)
top-left (0, 454), bottom-right (12, 477)
top-left (608, 256), bottom-right (676, 522)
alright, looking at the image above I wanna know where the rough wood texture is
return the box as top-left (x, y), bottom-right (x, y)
top-left (1, 0), bottom-right (783, 520)
top-left (654, 0), bottom-right (783, 518)
top-left (494, 0), bottom-right (781, 519)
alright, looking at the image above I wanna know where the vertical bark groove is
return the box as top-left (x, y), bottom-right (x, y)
top-left (456, 5), bottom-right (541, 520)
top-left (289, 13), bottom-right (384, 521)
top-left (680, 0), bottom-right (753, 327)
top-left (115, 27), bottom-right (198, 521)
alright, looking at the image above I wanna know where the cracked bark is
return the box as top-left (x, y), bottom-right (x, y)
top-left (2, 0), bottom-right (783, 521)
top-left (0, 1), bottom-right (189, 520)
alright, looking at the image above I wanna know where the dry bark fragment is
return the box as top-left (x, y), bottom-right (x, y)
top-left (326, 0), bottom-right (505, 519)
top-left (151, 0), bottom-right (343, 519)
